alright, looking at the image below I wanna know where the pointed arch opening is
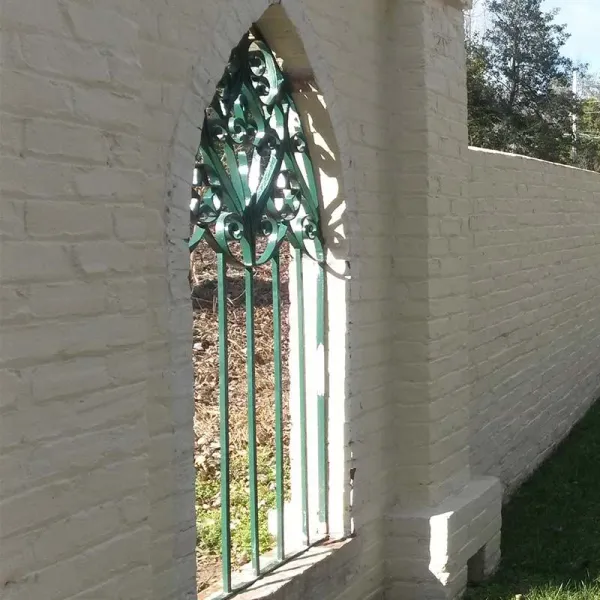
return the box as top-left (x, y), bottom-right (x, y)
top-left (188, 7), bottom-right (349, 598)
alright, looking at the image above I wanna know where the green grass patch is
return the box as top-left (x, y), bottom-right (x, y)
top-left (466, 401), bottom-right (600, 600)
top-left (196, 447), bottom-right (282, 567)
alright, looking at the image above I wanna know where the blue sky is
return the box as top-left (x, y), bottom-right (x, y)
top-left (470, 0), bottom-right (600, 73)
top-left (544, 0), bottom-right (600, 72)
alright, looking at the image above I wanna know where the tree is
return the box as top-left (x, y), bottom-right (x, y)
top-left (574, 76), bottom-right (600, 171)
top-left (466, 34), bottom-right (502, 147)
top-left (580, 72), bottom-right (600, 99)
top-left (467, 0), bottom-right (584, 165)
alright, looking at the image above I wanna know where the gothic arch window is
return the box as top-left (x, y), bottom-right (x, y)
top-left (189, 28), bottom-right (329, 597)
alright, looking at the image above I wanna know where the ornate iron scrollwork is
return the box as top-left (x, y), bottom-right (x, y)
top-left (189, 31), bottom-right (324, 266)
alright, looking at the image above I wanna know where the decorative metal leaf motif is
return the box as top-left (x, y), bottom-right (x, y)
top-left (189, 31), bottom-right (324, 266)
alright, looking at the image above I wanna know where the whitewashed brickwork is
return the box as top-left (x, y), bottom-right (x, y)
top-left (7, 0), bottom-right (599, 599)
top-left (468, 148), bottom-right (600, 492)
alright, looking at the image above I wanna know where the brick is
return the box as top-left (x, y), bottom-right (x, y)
top-left (2, 0), bottom-right (69, 35)
top-left (106, 277), bottom-right (148, 313)
top-left (69, 566), bottom-right (151, 600)
top-left (64, 3), bottom-right (138, 52)
top-left (107, 349), bottom-right (148, 384)
top-left (6, 526), bottom-right (151, 600)
top-left (0, 115), bottom-right (25, 156)
top-left (0, 314), bottom-right (146, 367)
top-left (0, 495), bottom-right (148, 582)
top-left (0, 369), bottom-right (29, 410)
top-left (104, 132), bottom-right (143, 169)
top-left (24, 119), bottom-right (110, 163)
top-left (0, 156), bottom-right (78, 199)
top-left (19, 34), bottom-right (111, 83)
top-left (0, 419), bottom-right (147, 516)
top-left (139, 40), bottom-right (192, 84)
top-left (73, 168), bottom-right (144, 200)
top-left (30, 357), bottom-right (111, 402)
top-left (0, 242), bottom-right (75, 283)
top-left (113, 206), bottom-right (150, 241)
top-left (0, 285), bottom-right (31, 324)
top-left (1, 382), bottom-right (147, 454)
top-left (25, 200), bottom-right (113, 239)
top-left (72, 88), bottom-right (142, 132)
top-left (29, 281), bottom-right (106, 319)
top-left (468, 147), bottom-right (600, 491)
top-left (0, 70), bottom-right (73, 118)
top-left (106, 52), bottom-right (144, 94)
top-left (73, 240), bottom-right (146, 275)
top-left (0, 200), bottom-right (26, 241)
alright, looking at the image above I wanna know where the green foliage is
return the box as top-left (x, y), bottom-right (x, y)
top-left (466, 0), bottom-right (600, 169)
top-left (467, 34), bottom-right (502, 148)
top-left (574, 97), bottom-right (600, 172)
top-left (196, 448), bottom-right (282, 566)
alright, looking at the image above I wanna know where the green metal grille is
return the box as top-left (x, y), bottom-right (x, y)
top-left (189, 29), bottom-right (328, 598)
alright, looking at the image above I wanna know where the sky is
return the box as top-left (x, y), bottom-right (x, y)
top-left (470, 0), bottom-right (600, 73)
top-left (545, 0), bottom-right (600, 72)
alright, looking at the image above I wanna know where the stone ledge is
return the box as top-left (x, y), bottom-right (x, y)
top-left (385, 477), bottom-right (502, 599)
top-left (200, 537), bottom-right (374, 600)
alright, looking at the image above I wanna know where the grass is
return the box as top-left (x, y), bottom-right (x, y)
top-left (196, 448), bottom-right (279, 565)
top-left (466, 401), bottom-right (600, 600)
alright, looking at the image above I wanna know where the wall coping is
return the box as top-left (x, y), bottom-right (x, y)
top-left (469, 145), bottom-right (600, 176)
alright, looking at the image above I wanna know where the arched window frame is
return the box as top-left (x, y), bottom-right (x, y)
top-left (189, 28), bottom-right (329, 597)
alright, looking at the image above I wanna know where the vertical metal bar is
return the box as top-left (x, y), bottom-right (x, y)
top-left (316, 261), bottom-right (328, 531)
top-left (217, 253), bottom-right (232, 593)
top-left (294, 249), bottom-right (310, 545)
top-left (245, 266), bottom-right (261, 575)
top-left (272, 253), bottom-right (285, 561)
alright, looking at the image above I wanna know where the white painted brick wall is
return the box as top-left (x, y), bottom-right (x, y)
top-left (0, 0), bottom-right (397, 598)
top-left (468, 148), bottom-right (600, 492)
top-left (0, 0), bottom-right (500, 599)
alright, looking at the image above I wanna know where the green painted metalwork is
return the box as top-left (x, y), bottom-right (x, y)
top-left (245, 267), bottom-right (261, 575)
top-left (189, 31), bottom-right (324, 265)
top-left (271, 253), bottom-right (285, 561)
top-left (316, 262), bottom-right (328, 529)
top-left (294, 249), bottom-right (310, 545)
top-left (217, 253), bottom-right (233, 593)
top-left (189, 28), bottom-right (328, 597)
